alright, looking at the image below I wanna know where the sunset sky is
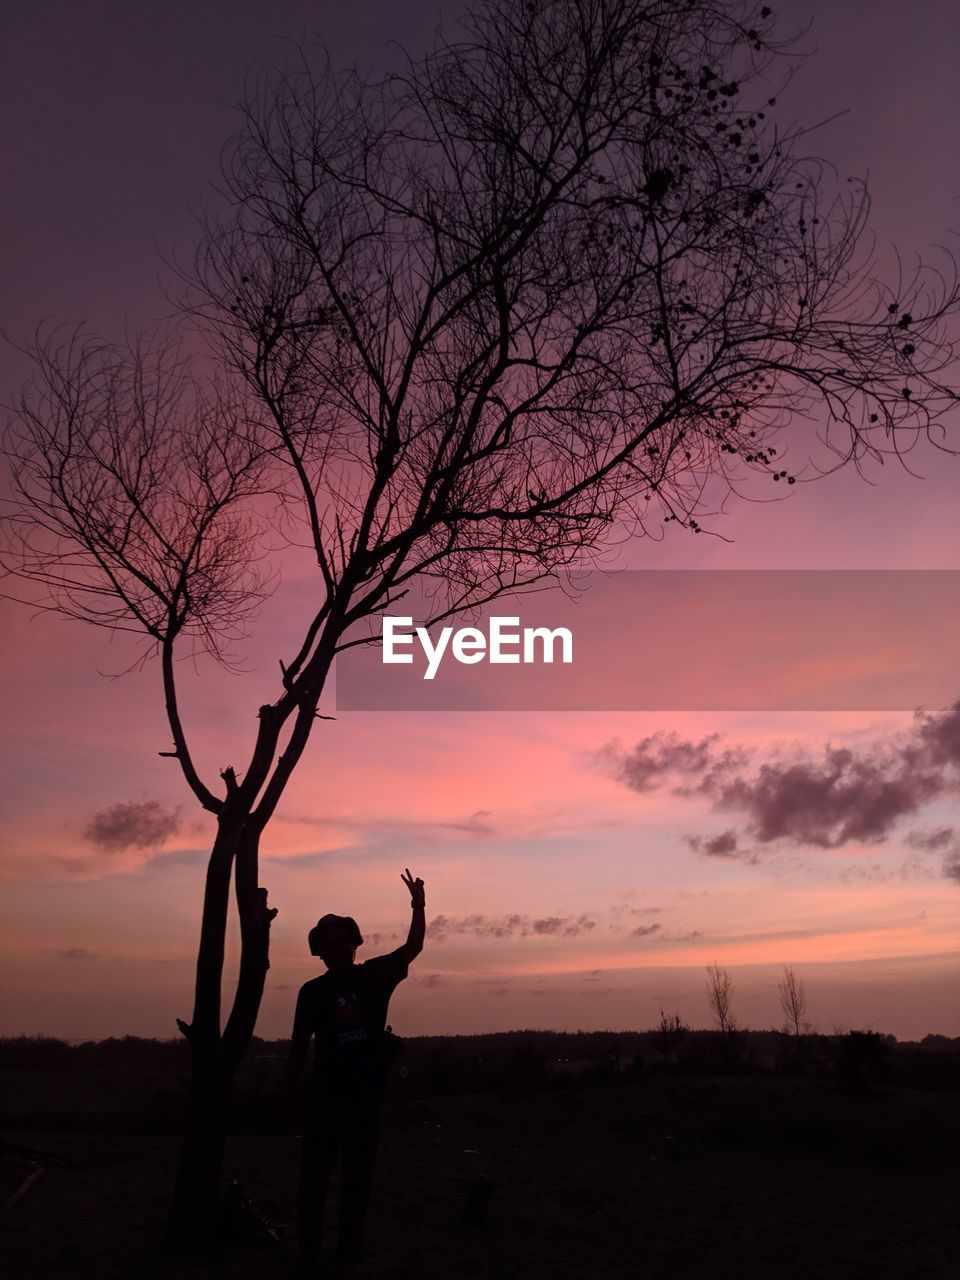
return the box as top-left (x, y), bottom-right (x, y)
top-left (2, 0), bottom-right (959, 1043)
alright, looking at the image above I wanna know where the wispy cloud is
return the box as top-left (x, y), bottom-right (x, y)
top-left (365, 931), bottom-right (401, 947)
top-left (429, 912), bottom-right (596, 942)
top-left (280, 810), bottom-right (498, 840)
top-left (410, 972), bottom-right (445, 988)
top-left (609, 903), bottom-right (663, 918)
top-left (84, 800), bottom-right (181, 853)
top-left (598, 732), bottom-right (748, 793)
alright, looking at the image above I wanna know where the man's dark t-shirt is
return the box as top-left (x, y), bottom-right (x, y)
top-left (293, 948), bottom-right (409, 1094)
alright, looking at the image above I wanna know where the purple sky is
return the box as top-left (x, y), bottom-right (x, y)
top-left (1, 1), bottom-right (959, 1042)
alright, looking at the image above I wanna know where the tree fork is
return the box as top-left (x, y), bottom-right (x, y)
top-left (222, 825), bottom-right (278, 1067)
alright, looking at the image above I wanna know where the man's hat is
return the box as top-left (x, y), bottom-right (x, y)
top-left (308, 914), bottom-right (363, 954)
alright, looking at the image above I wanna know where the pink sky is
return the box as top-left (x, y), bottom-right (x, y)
top-left (1, 0), bottom-right (959, 1042)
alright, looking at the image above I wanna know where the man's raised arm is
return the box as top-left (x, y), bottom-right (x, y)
top-left (399, 868), bottom-right (425, 964)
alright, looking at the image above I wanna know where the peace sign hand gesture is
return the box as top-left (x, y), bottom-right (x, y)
top-left (401, 868), bottom-right (426, 909)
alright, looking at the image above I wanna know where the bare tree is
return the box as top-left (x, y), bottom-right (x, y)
top-left (705, 963), bottom-right (736, 1040)
top-left (778, 963), bottom-right (810, 1064)
top-left (3, 0), bottom-right (959, 1242)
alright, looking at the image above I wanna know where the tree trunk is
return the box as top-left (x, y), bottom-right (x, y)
top-left (164, 677), bottom-right (327, 1245)
top-left (166, 812), bottom-right (275, 1245)
top-left (167, 1052), bottom-right (232, 1244)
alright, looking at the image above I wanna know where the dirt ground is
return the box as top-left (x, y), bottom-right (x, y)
top-left (2, 1076), bottom-right (958, 1279)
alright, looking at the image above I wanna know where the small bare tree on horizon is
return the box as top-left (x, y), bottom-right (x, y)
top-left (706, 963), bottom-right (736, 1042)
top-left (778, 963), bottom-right (811, 1064)
top-left (3, 0), bottom-right (959, 1243)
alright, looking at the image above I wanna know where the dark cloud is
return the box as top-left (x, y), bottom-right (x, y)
top-left (531, 915), bottom-right (593, 936)
top-left (602, 732), bottom-right (748, 793)
top-left (59, 947), bottom-right (97, 960)
top-left (428, 912), bottom-right (596, 942)
top-left (686, 829), bottom-right (740, 858)
top-left (910, 823), bottom-right (960, 887)
top-left (711, 744), bottom-right (944, 848)
top-left (905, 827), bottom-right (956, 852)
top-left (605, 698), bottom-right (960, 879)
top-left (914, 699), bottom-right (960, 767)
top-left (630, 923), bottom-right (662, 938)
top-left (85, 800), bottom-right (181, 853)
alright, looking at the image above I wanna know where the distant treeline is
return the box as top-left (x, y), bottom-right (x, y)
top-left (1, 1026), bottom-right (958, 1132)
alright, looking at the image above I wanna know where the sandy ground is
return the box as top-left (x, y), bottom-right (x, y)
top-left (2, 1077), bottom-right (959, 1280)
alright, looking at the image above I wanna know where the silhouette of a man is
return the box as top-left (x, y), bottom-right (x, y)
top-left (287, 868), bottom-right (425, 1276)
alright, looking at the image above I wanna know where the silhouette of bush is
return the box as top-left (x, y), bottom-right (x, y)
top-left (891, 1036), bottom-right (960, 1092)
top-left (0, 1035), bottom-right (74, 1067)
top-left (835, 1030), bottom-right (892, 1092)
